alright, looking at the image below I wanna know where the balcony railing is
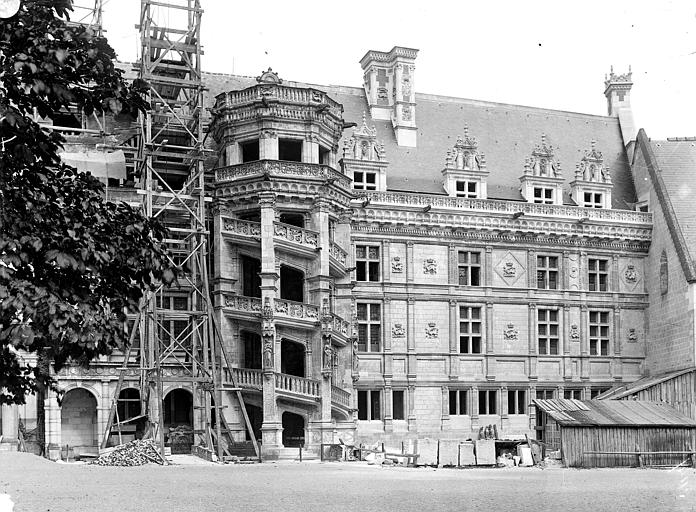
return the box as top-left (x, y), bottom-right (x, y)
top-left (223, 295), bottom-right (263, 314)
top-left (331, 385), bottom-right (351, 408)
top-left (274, 298), bottom-right (320, 322)
top-left (331, 314), bottom-right (351, 338)
top-left (360, 190), bottom-right (653, 224)
top-left (275, 373), bottom-right (320, 398)
top-left (230, 368), bottom-right (263, 390)
top-left (221, 218), bottom-right (261, 239)
top-left (273, 222), bottom-right (319, 251)
top-left (215, 160), bottom-right (351, 190)
top-left (329, 241), bottom-right (348, 267)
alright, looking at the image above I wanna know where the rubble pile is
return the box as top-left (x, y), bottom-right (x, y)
top-left (91, 439), bottom-right (164, 466)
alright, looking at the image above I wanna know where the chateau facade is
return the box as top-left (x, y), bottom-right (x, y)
top-left (1, 46), bottom-right (665, 460)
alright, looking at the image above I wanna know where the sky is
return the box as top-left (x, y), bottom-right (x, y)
top-left (89, 0), bottom-right (695, 139)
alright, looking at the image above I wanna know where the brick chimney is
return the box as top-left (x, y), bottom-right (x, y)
top-left (360, 46), bottom-right (419, 147)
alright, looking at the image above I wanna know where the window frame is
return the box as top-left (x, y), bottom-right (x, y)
top-left (588, 258), bottom-right (609, 292)
top-left (449, 389), bottom-right (469, 416)
top-left (507, 389), bottom-right (527, 415)
top-left (583, 191), bottom-right (604, 209)
top-left (533, 187), bottom-right (554, 204)
top-left (458, 250), bottom-right (482, 286)
top-left (536, 255), bottom-right (559, 290)
top-left (353, 170), bottom-right (378, 190)
top-left (455, 180), bottom-right (478, 198)
top-left (564, 389), bottom-right (582, 400)
top-left (458, 305), bottom-right (483, 354)
top-left (356, 302), bottom-right (382, 353)
top-left (478, 389), bottom-right (498, 415)
top-left (392, 390), bottom-right (405, 420)
top-left (357, 389), bottom-right (382, 420)
top-left (537, 308), bottom-right (560, 355)
top-left (355, 244), bottom-right (381, 282)
top-left (589, 310), bottom-right (610, 356)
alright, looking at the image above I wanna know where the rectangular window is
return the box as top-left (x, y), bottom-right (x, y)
top-left (459, 306), bottom-right (482, 354)
top-left (564, 389), bottom-right (582, 400)
top-left (392, 390), bottom-right (405, 420)
top-left (356, 245), bottom-right (380, 282)
top-left (358, 390), bottom-right (381, 420)
top-left (536, 255), bottom-right (558, 289)
top-left (353, 171), bottom-right (377, 190)
top-left (458, 251), bottom-right (481, 286)
top-left (278, 139), bottom-right (302, 162)
top-left (589, 310), bottom-right (610, 355)
top-left (455, 180), bottom-right (478, 198)
top-left (536, 388), bottom-right (555, 400)
top-left (583, 191), bottom-right (603, 208)
top-left (357, 303), bottom-right (381, 352)
top-left (156, 295), bottom-right (190, 348)
top-left (537, 308), bottom-right (559, 355)
top-left (240, 140), bottom-right (260, 162)
top-left (507, 389), bottom-right (527, 415)
top-left (449, 390), bottom-right (469, 415)
top-left (533, 187), bottom-right (554, 204)
top-left (588, 258), bottom-right (609, 292)
top-left (478, 390), bottom-right (497, 415)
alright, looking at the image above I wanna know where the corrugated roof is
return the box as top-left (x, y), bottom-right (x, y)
top-left (533, 399), bottom-right (696, 427)
top-left (196, 69), bottom-right (636, 209)
top-left (598, 368), bottom-right (696, 400)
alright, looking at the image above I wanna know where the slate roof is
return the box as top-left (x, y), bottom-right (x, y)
top-left (533, 399), bottom-right (696, 428)
top-left (122, 64), bottom-right (638, 209)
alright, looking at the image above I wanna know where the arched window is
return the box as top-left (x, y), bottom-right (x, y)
top-left (659, 250), bottom-right (668, 295)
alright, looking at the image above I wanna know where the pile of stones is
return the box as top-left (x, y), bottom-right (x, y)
top-left (91, 439), bottom-right (165, 466)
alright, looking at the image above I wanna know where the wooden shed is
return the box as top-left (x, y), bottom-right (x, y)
top-left (533, 399), bottom-right (696, 468)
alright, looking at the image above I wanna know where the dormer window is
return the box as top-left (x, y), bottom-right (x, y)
top-left (571, 141), bottom-right (613, 209)
top-left (583, 192), bottom-right (603, 208)
top-left (519, 135), bottom-right (564, 205)
top-left (442, 127), bottom-right (488, 199)
top-left (533, 187), bottom-right (554, 204)
top-left (353, 170), bottom-right (377, 190)
top-left (456, 180), bottom-right (478, 198)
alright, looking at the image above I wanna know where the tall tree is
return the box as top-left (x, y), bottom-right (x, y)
top-left (0, 0), bottom-right (176, 405)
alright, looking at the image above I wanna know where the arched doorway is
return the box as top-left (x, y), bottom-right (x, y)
top-left (163, 388), bottom-right (193, 454)
top-left (282, 411), bottom-right (305, 447)
top-left (281, 339), bottom-right (305, 377)
top-left (61, 388), bottom-right (97, 454)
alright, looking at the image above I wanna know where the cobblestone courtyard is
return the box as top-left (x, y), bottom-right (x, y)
top-left (1, 452), bottom-right (695, 512)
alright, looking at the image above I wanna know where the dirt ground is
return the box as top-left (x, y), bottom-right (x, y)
top-left (1, 451), bottom-right (695, 512)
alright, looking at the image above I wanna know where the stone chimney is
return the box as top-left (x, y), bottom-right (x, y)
top-left (360, 46), bottom-right (419, 147)
top-left (604, 66), bottom-right (636, 145)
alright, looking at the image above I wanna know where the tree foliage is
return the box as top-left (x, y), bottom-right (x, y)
top-left (0, 0), bottom-right (176, 404)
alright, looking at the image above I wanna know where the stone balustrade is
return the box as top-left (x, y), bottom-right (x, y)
top-left (273, 222), bottom-right (319, 250)
top-left (221, 218), bottom-right (261, 238)
top-left (331, 385), bottom-right (351, 408)
top-left (329, 241), bottom-right (348, 266)
top-left (332, 314), bottom-right (351, 338)
top-left (273, 298), bottom-right (320, 322)
top-left (361, 190), bottom-right (653, 224)
top-left (275, 373), bottom-right (320, 398)
top-left (215, 160), bottom-right (351, 190)
top-left (223, 295), bottom-right (262, 314)
top-left (230, 368), bottom-right (263, 390)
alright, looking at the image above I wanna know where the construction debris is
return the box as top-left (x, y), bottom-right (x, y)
top-left (91, 440), bottom-right (165, 467)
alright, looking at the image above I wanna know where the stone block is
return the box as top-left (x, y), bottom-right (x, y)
top-left (459, 442), bottom-right (475, 466)
top-left (438, 439), bottom-right (459, 466)
top-left (475, 439), bottom-right (496, 465)
top-left (415, 437), bottom-right (438, 466)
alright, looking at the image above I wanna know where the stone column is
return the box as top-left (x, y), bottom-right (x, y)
top-left (448, 244), bottom-right (457, 285)
top-left (563, 304), bottom-right (572, 381)
top-left (485, 302), bottom-right (495, 380)
top-left (441, 386), bottom-right (450, 431)
top-left (485, 246), bottom-right (493, 287)
top-left (407, 385), bottom-right (417, 432)
top-left (259, 129), bottom-right (278, 160)
top-left (406, 298), bottom-right (416, 380)
top-left (383, 297), bottom-right (393, 378)
top-left (97, 380), bottom-right (111, 448)
top-left (613, 306), bottom-right (622, 382)
top-left (382, 240), bottom-right (391, 283)
top-left (45, 390), bottom-right (61, 460)
top-left (470, 386), bottom-right (479, 430)
top-left (406, 241), bottom-right (414, 283)
top-left (384, 384), bottom-right (393, 432)
top-left (580, 305), bottom-right (590, 380)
